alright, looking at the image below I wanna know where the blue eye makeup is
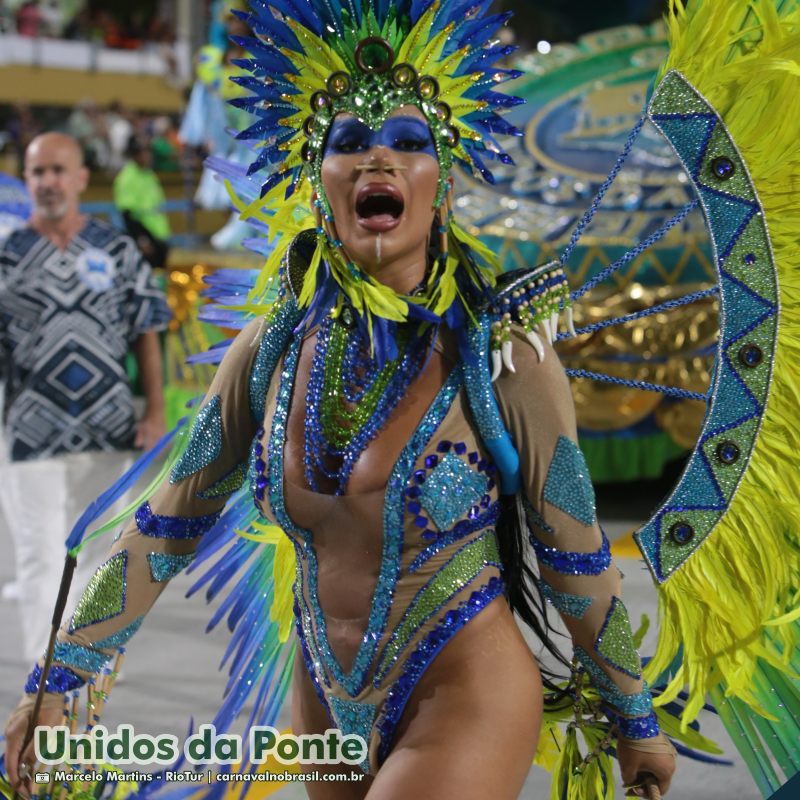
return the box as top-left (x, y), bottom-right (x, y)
top-left (324, 116), bottom-right (437, 159)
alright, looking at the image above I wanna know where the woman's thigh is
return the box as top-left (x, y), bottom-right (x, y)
top-left (367, 601), bottom-right (543, 799)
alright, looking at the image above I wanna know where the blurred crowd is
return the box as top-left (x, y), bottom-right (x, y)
top-left (0, 101), bottom-right (182, 174)
top-left (0, 0), bottom-right (176, 50)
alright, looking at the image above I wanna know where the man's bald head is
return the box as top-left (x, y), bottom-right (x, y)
top-left (24, 132), bottom-right (89, 222)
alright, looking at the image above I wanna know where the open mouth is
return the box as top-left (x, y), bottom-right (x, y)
top-left (355, 183), bottom-right (405, 232)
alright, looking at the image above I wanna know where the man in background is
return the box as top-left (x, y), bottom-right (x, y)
top-left (0, 132), bottom-right (171, 663)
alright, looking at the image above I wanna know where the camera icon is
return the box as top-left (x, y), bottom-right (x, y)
top-left (34, 773), bottom-right (50, 784)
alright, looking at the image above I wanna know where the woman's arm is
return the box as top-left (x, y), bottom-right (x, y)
top-left (493, 327), bottom-right (676, 795)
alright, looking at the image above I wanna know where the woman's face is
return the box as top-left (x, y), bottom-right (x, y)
top-left (320, 105), bottom-right (441, 281)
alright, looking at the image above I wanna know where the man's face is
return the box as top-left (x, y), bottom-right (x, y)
top-left (24, 135), bottom-right (88, 221)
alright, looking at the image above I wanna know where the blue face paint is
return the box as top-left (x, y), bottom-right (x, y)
top-left (324, 116), bottom-right (438, 160)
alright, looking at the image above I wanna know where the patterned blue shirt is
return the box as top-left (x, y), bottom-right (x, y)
top-left (0, 218), bottom-right (171, 461)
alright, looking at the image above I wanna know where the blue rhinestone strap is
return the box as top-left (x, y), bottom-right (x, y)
top-left (329, 697), bottom-right (377, 773)
top-left (560, 115), bottom-right (646, 267)
top-left (462, 313), bottom-right (521, 494)
top-left (293, 600), bottom-right (333, 717)
top-left (170, 395), bottom-right (223, 483)
top-left (269, 338), bottom-right (463, 696)
top-left (135, 502), bottom-right (221, 539)
top-left (571, 200), bottom-right (699, 300)
top-left (529, 529), bottom-right (611, 575)
top-left (375, 576), bottom-right (505, 764)
top-left (557, 286), bottom-right (719, 340)
top-left (249, 299), bottom-right (303, 423)
top-left (523, 498), bottom-right (555, 535)
top-left (564, 370), bottom-right (708, 402)
top-left (25, 663), bottom-right (84, 694)
top-left (609, 710), bottom-right (660, 740)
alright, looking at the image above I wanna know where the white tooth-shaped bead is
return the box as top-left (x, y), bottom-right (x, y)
top-left (540, 320), bottom-right (551, 344)
top-left (491, 349), bottom-right (502, 382)
top-left (567, 306), bottom-right (576, 337)
top-left (502, 339), bottom-right (516, 374)
top-left (550, 311), bottom-right (559, 339)
top-left (525, 330), bottom-right (545, 362)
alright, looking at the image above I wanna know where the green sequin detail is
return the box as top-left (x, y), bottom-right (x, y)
top-left (595, 597), bottom-right (642, 679)
top-left (70, 551), bottom-right (127, 633)
top-left (170, 395), bottom-right (223, 483)
top-left (376, 533), bottom-right (500, 680)
top-left (197, 463), bottom-right (248, 501)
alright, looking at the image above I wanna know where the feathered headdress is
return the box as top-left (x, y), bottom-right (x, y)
top-left (226, 0), bottom-right (524, 348)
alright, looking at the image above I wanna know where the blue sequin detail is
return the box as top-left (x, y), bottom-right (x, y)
top-left (376, 577), bottom-right (504, 764)
top-left (540, 581), bottom-right (592, 619)
top-left (530, 529), bottom-right (611, 575)
top-left (25, 663), bottom-right (84, 693)
top-left (91, 616), bottom-right (144, 650)
top-left (574, 646), bottom-right (653, 716)
top-left (462, 313), bottom-right (521, 493)
top-left (419, 452), bottom-right (489, 530)
top-left (408, 505), bottom-right (500, 574)
top-left (268, 335), bottom-right (463, 696)
top-left (170, 395), bottom-right (223, 483)
top-left (53, 642), bottom-right (109, 673)
top-left (329, 697), bottom-right (377, 772)
top-left (135, 502), bottom-right (221, 539)
top-left (523, 499), bottom-right (555, 535)
top-left (543, 435), bottom-right (596, 526)
top-left (147, 552), bottom-right (196, 582)
top-left (609, 710), bottom-right (660, 739)
top-left (294, 599), bottom-right (333, 711)
top-left (249, 300), bottom-right (302, 422)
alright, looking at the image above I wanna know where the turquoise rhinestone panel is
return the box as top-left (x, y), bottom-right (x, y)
top-left (249, 299), bottom-right (303, 422)
top-left (197, 463), bottom-right (248, 501)
top-left (329, 696), bottom-right (377, 772)
top-left (637, 71), bottom-right (779, 583)
top-left (540, 581), bottom-right (592, 619)
top-left (574, 645), bottom-right (653, 716)
top-left (53, 642), bottom-right (109, 674)
top-left (543, 435), bottom-right (596, 526)
top-left (147, 552), bottom-right (196, 582)
top-left (69, 551), bottom-right (127, 633)
top-left (91, 616), bottom-right (144, 650)
top-left (170, 395), bottom-right (223, 483)
top-left (419, 452), bottom-right (489, 531)
top-left (594, 597), bottom-right (642, 679)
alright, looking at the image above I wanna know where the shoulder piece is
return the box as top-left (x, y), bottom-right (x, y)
top-left (483, 261), bottom-right (574, 380)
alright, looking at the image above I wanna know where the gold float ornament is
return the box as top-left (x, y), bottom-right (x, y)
top-left (557, 282), bottom-right (716, 435)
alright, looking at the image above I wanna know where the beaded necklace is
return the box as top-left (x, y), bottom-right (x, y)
top-left (303, 310), bottom-right (431, 495)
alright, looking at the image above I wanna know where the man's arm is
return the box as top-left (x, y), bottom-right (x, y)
top-left (132, 329), bottom-right (166, 450)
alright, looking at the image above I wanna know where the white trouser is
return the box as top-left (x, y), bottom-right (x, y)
top-left (0, 451), bottom-right (135, 664)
